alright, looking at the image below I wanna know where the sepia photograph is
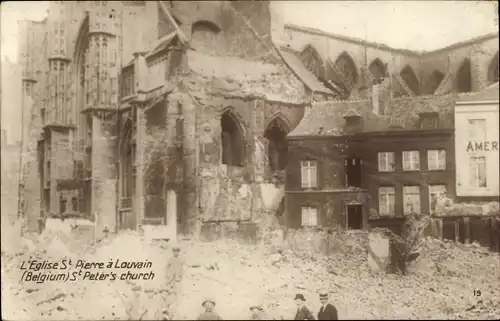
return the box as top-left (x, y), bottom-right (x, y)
top-left (1, 0), bottom-right (499, 320)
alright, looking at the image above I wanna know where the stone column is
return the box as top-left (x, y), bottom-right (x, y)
top-left (91, 113), bottom-right (117, 239)
top-left (471, 48), bottom-right (489, 92)
top-left (166, 189), bottom-right (178, 242)
top-left (135, 107), bottom-right (146, 229)
top-left (252, 100), bottom-right (267, 183)
top-left (464, 217), bottom-right (471, 244)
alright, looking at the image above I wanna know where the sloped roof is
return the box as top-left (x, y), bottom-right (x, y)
top-left (147, 31), bottom-right (178, 58)
top-left (457, 82), bottom-right (499, 103)
top-left (419, 104), bottom-right (439, 114)
top-left (289, 95), bottom-right (456, 138)
top-left (277, 46), bottom-right (333, 95)
top-left (343, 109), bottom-right (361, 118)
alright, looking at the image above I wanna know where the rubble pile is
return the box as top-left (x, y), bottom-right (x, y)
top-left (174, 235), bottom-right (500, 320)
top-left (2, 228), bottom-right (500, 320)
top-left (2, 229), bottom-right (179, 320)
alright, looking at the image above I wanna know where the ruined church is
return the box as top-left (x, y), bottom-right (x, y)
top-left (17, 1), bottom-right (499, 239)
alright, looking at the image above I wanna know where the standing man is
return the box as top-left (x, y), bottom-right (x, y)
top-left (197, 298), bottom-right (223, 320)
top-left (317, 292), bottom-right (338, 320)
top-left (164, 246), bottom-right (184, 319)
top-left (166, 246), bottom-right (183, 285)
top-left (293, 293), bottom-right (315, 320)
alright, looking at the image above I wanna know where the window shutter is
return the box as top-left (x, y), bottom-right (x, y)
top-left (301, 163), bottom-right (307, 188)
top-left (378, 153), bottom-right (383, 171)
top-left (311, 162), bottom-right (318, 188)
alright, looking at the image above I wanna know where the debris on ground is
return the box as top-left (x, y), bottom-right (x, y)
top-left (2, 227), bottom-right (499, 320)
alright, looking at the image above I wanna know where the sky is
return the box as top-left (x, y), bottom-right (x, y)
top-left (1, 1), bottom-right (498, 62)
top-left (282, 1), bottom-right (498, 51)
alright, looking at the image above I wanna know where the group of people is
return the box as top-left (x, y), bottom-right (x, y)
top-left (195, 292), bottom-right (338, 320)
top-left (163, 247), bottom-right (339, 320)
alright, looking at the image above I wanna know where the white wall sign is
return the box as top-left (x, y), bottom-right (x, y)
top-left (455, 102), bottom-right (499, 197)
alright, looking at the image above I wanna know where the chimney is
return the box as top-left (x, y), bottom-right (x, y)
top-left (372, 84), bottom-right (380, 115)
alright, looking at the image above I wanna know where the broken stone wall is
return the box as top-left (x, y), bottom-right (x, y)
top-left (185, 93), bottom-right (305, 236)
top-left (171, 1), bottom-right (274, 61)
top-left (285, 25), bottom-right (423, 91)
top-left (421, 36), bottom-right (499, 93)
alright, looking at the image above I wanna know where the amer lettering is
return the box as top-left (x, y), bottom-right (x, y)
top-left (466, 141), bottom-right (499, 152)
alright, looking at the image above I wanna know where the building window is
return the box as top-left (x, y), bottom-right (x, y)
top-left (121, 120), bottom-right (135, 209)
top-left (264, 117), bottom-right (289, 171)
top-left (221, 110), bottom-right (244, 167)
top-left (420, 115), bottom-right (438, 130)
top-left (60, 196), bottom-right (67, 215)
top-left (301, 206), bottom-right (318, 227)
top-left (378, 187), bottom-right (395, 216)
top-left (378, 152), bottom-right (395, 172)
top-left (301, 160), bottom-right (317, 189)
top-left (191, 20), bottom-right (221, 54)
top-left (427, 149), bottom-right (446, 170)
top-left (468, 119), bottom-right (487, 141)
top-left (71, 197), bottom-right (78, 212)
top-left (402, 151), bottom-right (420, 171)
top-left (429, 185), bottom-right (446, 214)
top-left (469, 156), bottom-right (487, 188)
top-left (403, 186), bottom-right (421, 214)
top-left (345, 157), bottom-right (362, 188)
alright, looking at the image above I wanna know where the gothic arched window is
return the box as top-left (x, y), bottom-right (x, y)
top-left (191, 20), bottom-right (221, 54)
top-left (120, 120), bottom-right (135, 208)
top-left (424, 70), bottom-right (445, 95)
top-left (300, 45), bottom-right (326, 79)
top-left (369, 58), bottom-right (386, 82)
top-left (221, 110), bottom-right (244, 167)
top-left (400, 65), bottom-right (420, 95)
top-left (456, 58), bottom-right (472, 93)
top-left (264, 116), bottom-right (289, 171)
top-left (488, 51), bottom-right (499, 84)
top-left (335, 52), bottom-right (358, 91)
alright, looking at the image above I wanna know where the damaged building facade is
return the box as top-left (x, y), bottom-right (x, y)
top-left (18, 1), bottom-right (499, 238)
top-left (284, 26), bottom-right (499, 231)
top-left (18, 1), bottom-right (336, 238)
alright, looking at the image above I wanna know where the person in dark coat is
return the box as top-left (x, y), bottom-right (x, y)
top-left (293, 293), bottom-right (315, 320)
top-left (317, 292), bottom-right (338, 320)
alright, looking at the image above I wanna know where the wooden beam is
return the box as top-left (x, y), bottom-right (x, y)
top-left (157, 1), bottom-right (188, 44)
top-left (393, 73), bottom-right (416, 97)
top-left (226, 2), bottom-right (282, 64)
top-left (326, 60), bottom-right (353, 92)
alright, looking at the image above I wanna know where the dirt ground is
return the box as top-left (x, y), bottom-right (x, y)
top-left (2, 229), bottom-right (499, 320)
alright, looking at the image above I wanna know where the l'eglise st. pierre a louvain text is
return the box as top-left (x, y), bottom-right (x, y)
top-left (20, 259), bottom-right (155, 284)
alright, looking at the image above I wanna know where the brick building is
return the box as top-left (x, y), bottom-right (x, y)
top-left (286, 95), bottom-right (456, 231)
top-left (18, 1), bottom-right (498, 237)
